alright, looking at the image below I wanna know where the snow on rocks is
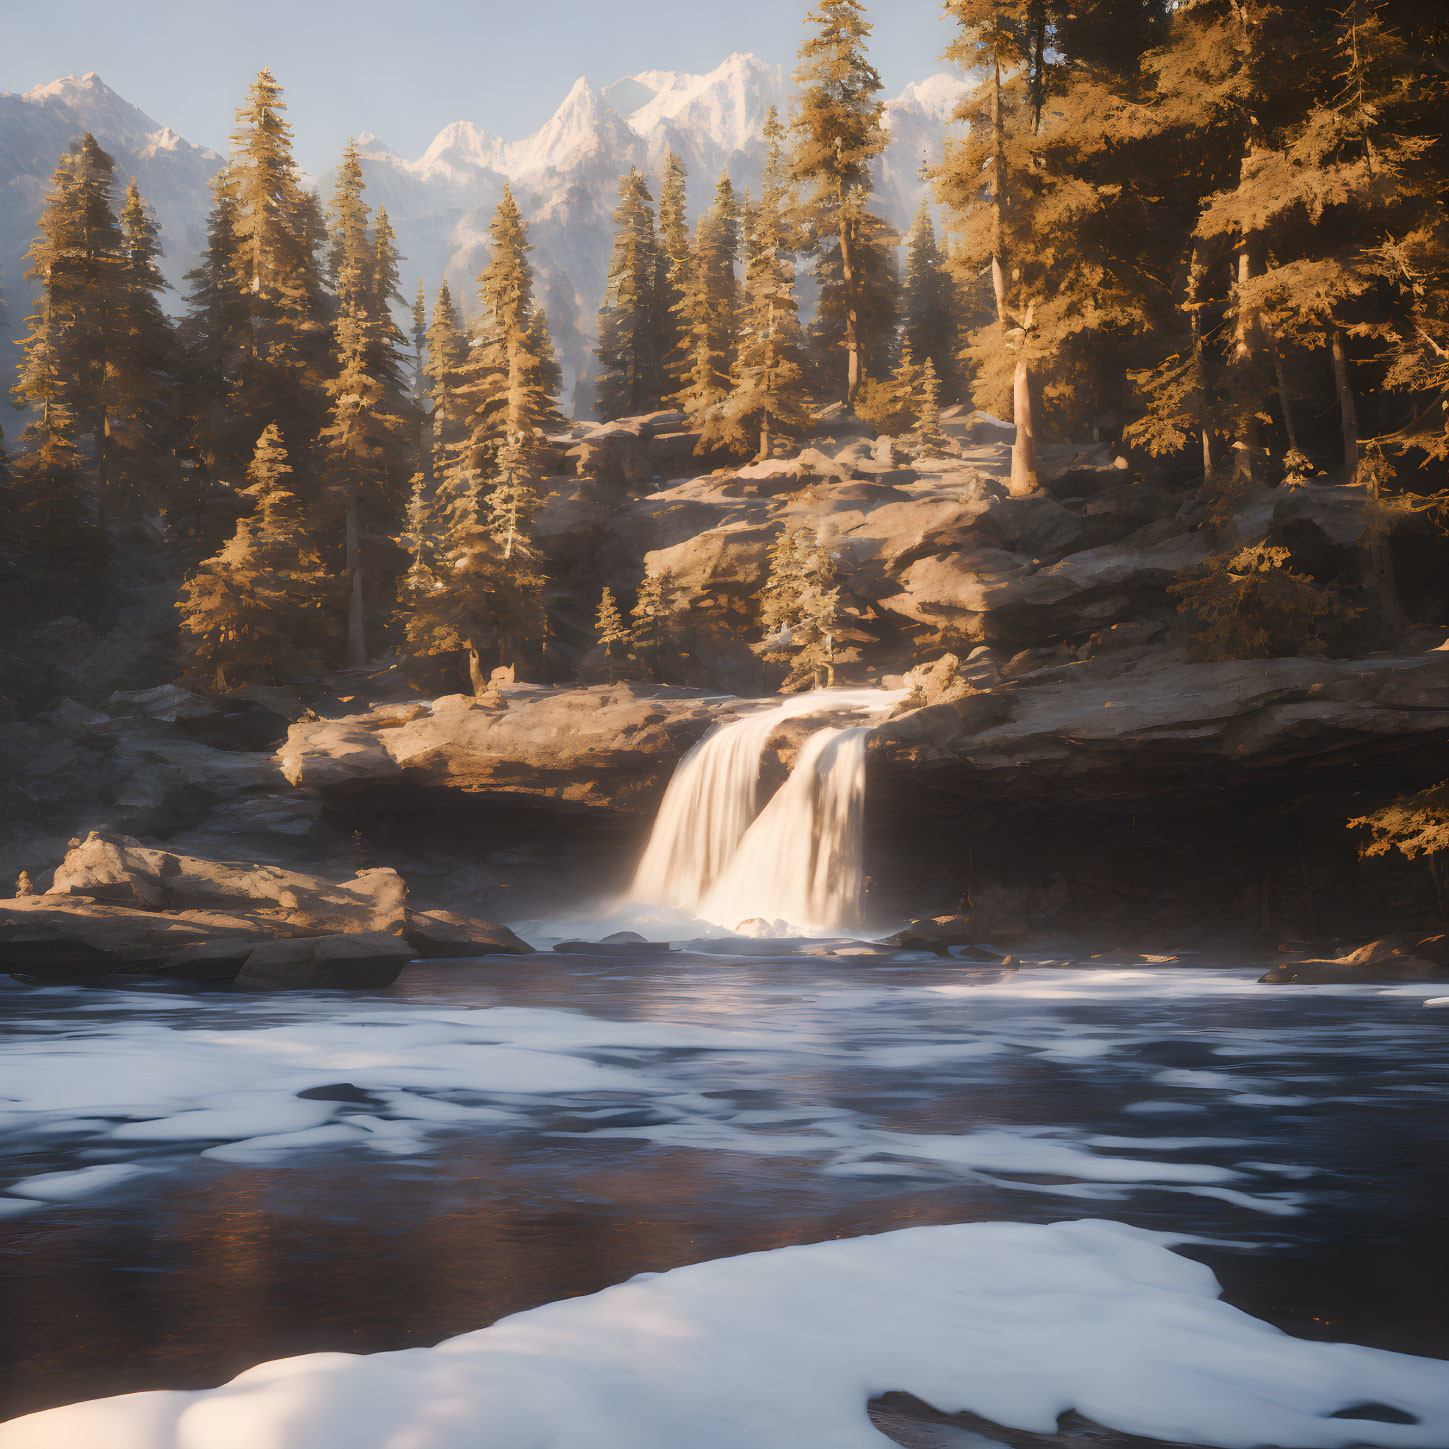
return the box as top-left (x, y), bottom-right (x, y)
top-left (2, 1218), bottom-right (1446, 1449)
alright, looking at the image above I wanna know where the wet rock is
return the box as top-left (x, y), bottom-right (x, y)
top-left (234, 933), bottom-right (415, 990)
top-left (404, 908), bottom-right (533, 958)
top-left (552, 939), bottom-right (675, 955)
top-left (885, 915), bottom-right (989, 954)
top-left (0, 897), bottom-right (277, 978)
top-left (1260, 931), bottom-right (1449, 984)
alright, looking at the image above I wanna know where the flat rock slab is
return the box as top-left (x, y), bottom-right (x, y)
top-left (280, 685), bottom-right (739, 814)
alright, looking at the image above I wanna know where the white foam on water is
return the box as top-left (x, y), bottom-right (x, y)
top-left (0, 968), bottom-right (1439, 1215)
top-left (3, 1219), bottom-right (1445, 1449)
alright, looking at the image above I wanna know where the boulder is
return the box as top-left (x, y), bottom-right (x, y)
top-left (1260, 931), bottom-right (1449, 985)
top-left (567, 422), bottom-right (653, 485)
top-left (884, 915), bottom-right (989, 954)
top-left (234, 933), bottom-right (416, 990)
top-left (404, 908), bottom-right (533, 958)
top-left (0, 896), bottom-right (277, 977)
top-left (48, 832), bottom-right (408, 934)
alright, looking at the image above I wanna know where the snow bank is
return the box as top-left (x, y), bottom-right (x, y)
top-left (2, 1219), bottom-right (1445, 1449)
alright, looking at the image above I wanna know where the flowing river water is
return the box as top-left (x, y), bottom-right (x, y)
top-left (0, 953), bottom-right (1446, 1442)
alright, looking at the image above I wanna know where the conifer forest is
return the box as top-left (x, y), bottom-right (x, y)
top-left (1, 4), bottom-right (1448, 1447)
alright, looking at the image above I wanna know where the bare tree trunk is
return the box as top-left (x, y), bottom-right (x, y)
top-left (1268, 324), bottom-right (1299, 455)
top-left (1188, 243), bottom-right (1214, 489)
top-left (841, 205), bottom-right (860, 410)
top-left (1331, 327), bottom-right (1360, 483)
top-left (345, 497), bottom-right (366, 668)
top-left (759, 414), bottom-right (772, 463)
top-left (1009, 360), bottom-right (1037, 497)
top-left (1360, 444), bottom-right (1409, 631)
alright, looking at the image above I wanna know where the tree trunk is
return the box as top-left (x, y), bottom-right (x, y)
top-left (345, 497), bottom-right (366, 668)
top-left (1361, 445), bottom-right (1409, 631)
top-left (1188, 243), bottom-right (1214, 490)
top-left (1267, 324), bottom-right (1299, 455)
top-left (841, 207), bottom-right (860, 410)
top-left (1226, 237), bottom-right (1267, 513)
top-left (759, 414), bottom-right (772, 463)
top-left (1009, 360), bottom-right (1037, 497)
top-left (1331, 327), bottom-right (1360, 483)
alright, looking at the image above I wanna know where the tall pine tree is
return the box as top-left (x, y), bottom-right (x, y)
top-left (792, 0), bottom-right (892, 409)
top-left (596, 169), bottom-right (667, 419)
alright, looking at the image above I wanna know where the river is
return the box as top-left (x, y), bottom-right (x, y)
top-left (0, 952), bottom-right (1445, 1443)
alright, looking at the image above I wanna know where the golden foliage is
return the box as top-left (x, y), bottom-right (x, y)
top-left (1170, 543), bottom-right (1357, 662)
top-left (1350, 782), bottom-right (1449, 861)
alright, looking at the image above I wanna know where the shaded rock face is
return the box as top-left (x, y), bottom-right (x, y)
top-left (1260, 932), bottom-right (1449, 984)
top-left (864, 652), bottom-right (1449, 945)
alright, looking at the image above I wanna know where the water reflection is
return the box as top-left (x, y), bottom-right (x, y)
top-left (0, 958), bottom-right (1445, 1420)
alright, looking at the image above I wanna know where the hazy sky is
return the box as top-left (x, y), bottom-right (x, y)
top-left (2, 0), bottom-right (959, 173)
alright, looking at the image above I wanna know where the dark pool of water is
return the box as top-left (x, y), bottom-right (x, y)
top-left (0, 955), bottom-right (1445, 1423)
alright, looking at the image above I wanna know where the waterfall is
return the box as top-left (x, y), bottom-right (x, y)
top-left (631, 689), bottom-right (902, 933)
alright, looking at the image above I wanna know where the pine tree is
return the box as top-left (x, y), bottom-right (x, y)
top-left (109, 179), bottom-right (178, 509)
top-left (911, 359), bottom-right (954, 457)
top-left (903, 199), bottom-right (959, 401)
top-left (628, 566), bottom-right (680, 678)
top-left (596, 170), bottom-right (666, 419)
top-left (716, 112), bottom-right (811, 460)
top-left (426, 281), bottom-right (470, 477)
top-left (176, 424), bottom-right (334, 688)
top-left (938, 3), bottom-right (1042, 496)
top-left (10, 135), bottom-right (179, 542)
top-left (179, 170), bottom-right (249, 498)
top-left (656, 150), bottom-right (694, 395)
top-left (223, 70), bottom-right (332, 479)
top-left (320, 147), bottom-right (414, 667)
top-left (759, 526), bottom-right (840, 691)
top-left (458, 183), bottom-right (561, 481)
top-left (792, 0), bottom-right (891, 409)
top-left (411, 279), bottom-right (427, 400)
top-left (593, 585), bottom-right (629, 683)
top-left (12, 147), bottom-right (88, 497)
top-left (674, 168), bottom-right (743, 438)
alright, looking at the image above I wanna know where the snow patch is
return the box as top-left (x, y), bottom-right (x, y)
top-left (3, 1219), bottom-right (1445, 1449)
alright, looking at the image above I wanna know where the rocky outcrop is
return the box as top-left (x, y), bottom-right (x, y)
top-left (0, 896), bottom-right (280, 977)
top-left (868, 652), bottom-right (1449, 811)
top-left (404, 908), bottom-right (533, 957)
top-left (1260, 932), bottom-right (1449, 985)
top-left (1, 836), bottom-right (530, 986)
top-left (49, 831), bottom-right (407, 934)
top-left (280, 685), bottom-right (738, 814)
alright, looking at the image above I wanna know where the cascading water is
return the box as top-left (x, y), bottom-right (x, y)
top-left (631, 689), bottom-right (904, 934)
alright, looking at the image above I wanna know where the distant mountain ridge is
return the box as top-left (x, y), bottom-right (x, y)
top-left (0, 57), bottom-right (970, 404)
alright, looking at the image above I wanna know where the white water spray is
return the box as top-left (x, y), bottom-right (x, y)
top-left (631, 689), bottom-right (903, 934)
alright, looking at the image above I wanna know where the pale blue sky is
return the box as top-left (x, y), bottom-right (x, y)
top-left (3, 0), bottom-right (957, 172)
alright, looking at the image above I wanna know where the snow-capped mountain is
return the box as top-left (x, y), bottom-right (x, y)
top-left (0, 72), bottom-right (221, 301)
top-left (0, 58), bottom-right (970, 410)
